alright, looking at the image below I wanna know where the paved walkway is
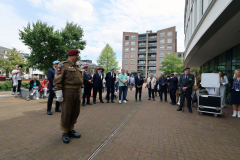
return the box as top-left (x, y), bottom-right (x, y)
top-left (0, 88), bottom-right (240, 160)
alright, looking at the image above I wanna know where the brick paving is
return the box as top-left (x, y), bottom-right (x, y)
top-left (0, 88), bottom-right (240, 160)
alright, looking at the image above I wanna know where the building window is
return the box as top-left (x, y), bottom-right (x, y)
top-left (149, 61), bottom-right (156, 64)
top-left (124, 66), bottom-right (128, 70)
top-left (131, 54), bottom-right (135, 58)
top-left (131, 35), bottom-right (135, 39)
top-left (131, 41), bottom-right (135, 45)
top-left (178, 53), bottom-right (181, 57)
top-left (125, 48), bottom-right (129, 52)
top-left (167, 52), bottom-right (171, 55)
top-left (160, 46), bottom-right (164, 50)
top-left (131, 60), bottom-right (135, 64)
top-left (125, 60), bottom-right (128, 64)
top-left (131, 48), bottom-right (135, 52)
top-left (167, 46), bottom-right (172, 50)
top-left (160, 32), bottom-right (165, 37)
top-left (167, 38), bottom-right (172, 43)
top-left (125, 36), bottom-right (129, 40)
top-left (130, 66), bottom-right (134, 70)
top-left (167, 31), bottom-right (172, 36)
top-left (160, 39), bottom-right (165, 44)
top-left (149, 67), bottom-right (156, 70)
top-left (160, 52), bottom-right (164, 57)
top-left (159, 59), bottom-right (164, 64)
top-left (125, 42), bottom-right (129, 46)
top-left (125, 54), bottom-right (128, 58)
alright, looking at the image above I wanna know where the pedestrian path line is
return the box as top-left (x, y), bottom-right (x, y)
top-left (87, 95), bottom-right (147, 160)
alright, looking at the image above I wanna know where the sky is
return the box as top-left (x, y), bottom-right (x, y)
top-left (0, 0), bottom-right (185, 68)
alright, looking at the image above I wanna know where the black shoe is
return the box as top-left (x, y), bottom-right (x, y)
top-left (172, 103), bottom-right (176, 105)
top-left (100, 101), bottom-right (104, 103)
top-left (86, 102), bottom-right (92, 105)
top-left (93, 101), bottom-right (96, 104)
top-left (47, 111), bottom-right (52, 115)
top-left (189, 110), bottom-right (193, 113)
top-left (165, 100), bottom-right (168, 102)
top-left (62, 133), bottom-right (70, 144)
top-left (148, 98), bottom-right (151, 100)
top-left (55, 108), bottom-right (61, 112)
top-left (126, 99), bottom-right (129, 101)
top-left (177, 107), bottom-right (182, 111)
top-left (169, 101), bottom-right (172, 104)
top-left (160, 100), bottom-right (162, 102)
top-left (106, 101), bottom-right (109, 103)
top-left (68, 130), bottom-right (81, 138)
top-left (111, 101), bottom-right (115, 103)
top-left (153, 98), bottom-right (155, 101)
top-left (82, 103), bottom-right (85, 106)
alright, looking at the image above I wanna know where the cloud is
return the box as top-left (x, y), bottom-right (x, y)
top-left (27, 0), bottom-right (43, 6)
top-left (0, 3), bottom-right (29, 52)
top-left (1, 0), bottom-right (185, 68)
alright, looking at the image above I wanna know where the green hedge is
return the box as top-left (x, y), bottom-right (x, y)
top-left (0, 81), bottom-right (30, 89)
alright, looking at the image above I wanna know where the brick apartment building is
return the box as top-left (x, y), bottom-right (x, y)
top-left (122, 26), bottom-right (184, 78)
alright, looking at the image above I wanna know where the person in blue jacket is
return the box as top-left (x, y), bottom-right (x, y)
top-left (169, 73), bottom-right (178, 105)
top-left (158, 73), bottom-right (168, 102)
top-left (47, 61), bottom-right (61, 115)
top-left (82, 66), bottom-right (93, 106)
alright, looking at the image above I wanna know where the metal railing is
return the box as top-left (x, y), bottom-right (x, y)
top-left (148, 36), bottom-right (157, 39)
top-left (148, 56), bottom-right (156, 59)
top-left (148, 49), bottom-right (157, 53)
top-left (148, 43), bottom-right (157, 46)
top-left (138, 43), bottom-right (146, 46)
top-left (138, 37), bottom-right (146, 40)
top-left (138, 57), bottom-right (146, 59)
top-left (138, 50), bottom-right (146, 53)
top-left (137, 63), bottom-right (146, 65)
top-left (148, 63), bottom-right (156, 65)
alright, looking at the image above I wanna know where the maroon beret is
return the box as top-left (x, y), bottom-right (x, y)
top-left (97, 67), bottom-right (102, 70)
top-left (67, 49), bottom-right (79, 56)
top-left (83, 66), bottom-right (88, 69)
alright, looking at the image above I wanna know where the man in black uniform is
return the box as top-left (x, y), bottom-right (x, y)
top-left (93, 67), bottom-right (104, 104)
top-left (82, 66), bottom-right (93, 106)
top-left (105, 67), bottom-right (116, 103)
top-left (135, 71), bottom-right (144, 101)
top-left (177, 67), bottom-right (194, 113)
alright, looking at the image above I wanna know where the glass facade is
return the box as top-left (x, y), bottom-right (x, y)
top-left (200, 44), bottom-right (240, 105)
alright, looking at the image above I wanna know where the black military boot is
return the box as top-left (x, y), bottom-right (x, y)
top-left (62, 133), bottom-right (70, 144)
top-left (68, 130), bottom-right (81, 138)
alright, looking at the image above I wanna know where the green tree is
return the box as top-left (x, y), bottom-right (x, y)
top-left (0, 48), bottom-right (27, 75)
top-left (97, 44), bottom-right (119, 73)
top-left (19, 20), bottom-right (86, 72)
top-left (159, 53), bottom-right (183, 75)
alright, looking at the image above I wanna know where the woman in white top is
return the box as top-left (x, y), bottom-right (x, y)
top-left (219, 71), bottom-right (228, 107)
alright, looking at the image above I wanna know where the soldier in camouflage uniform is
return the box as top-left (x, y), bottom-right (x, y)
top-left (53, 49), bottom-right (84, 144)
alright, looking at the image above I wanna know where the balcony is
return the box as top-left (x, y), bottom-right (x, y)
top-left (148, 43), bottom-right (157, 46)
top-left (138, 43), bottom-right (146, 47)
top-left (138, 57), bottom-right (146, 60)
top-left (138, 37), bottom-right (146, 40)
top-left (148, 49), bottom-right (157, 53)
top-left (147, 69), bottom-right (156, 72)
top-left (148, 56), bottom-right (156, 60)
top-left (138, 50), bottom-right (146, 53)
top-left (148, 63), bottom-right (156, 66)
top-left (137, 63), bottom-right (146, 66)
top-left (148, 36), bottom-right (157, 39)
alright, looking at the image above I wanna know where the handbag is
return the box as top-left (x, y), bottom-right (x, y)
top-left (192, 90), bottom-right (197, 103)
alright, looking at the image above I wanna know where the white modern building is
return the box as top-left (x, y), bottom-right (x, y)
top-left (184, 0), bottom-right (240, 74)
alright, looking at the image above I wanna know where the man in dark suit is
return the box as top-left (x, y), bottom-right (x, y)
top-left (169, 73), bottom-right (178, 105)
top-left (158, 73), bottom-right (168, 102)
top-left (135, 71), bottom-right (144, 101)
top-left (47, 61), bottom-right (61, 115)
top-left (105, 67), bottom-right (116, 103)
top-left (177, 67), bottom-right (194, 113)
top-left (82, 66), bottom-right (93, 106)
top-left (93, 67), bottom-right (104, 104)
